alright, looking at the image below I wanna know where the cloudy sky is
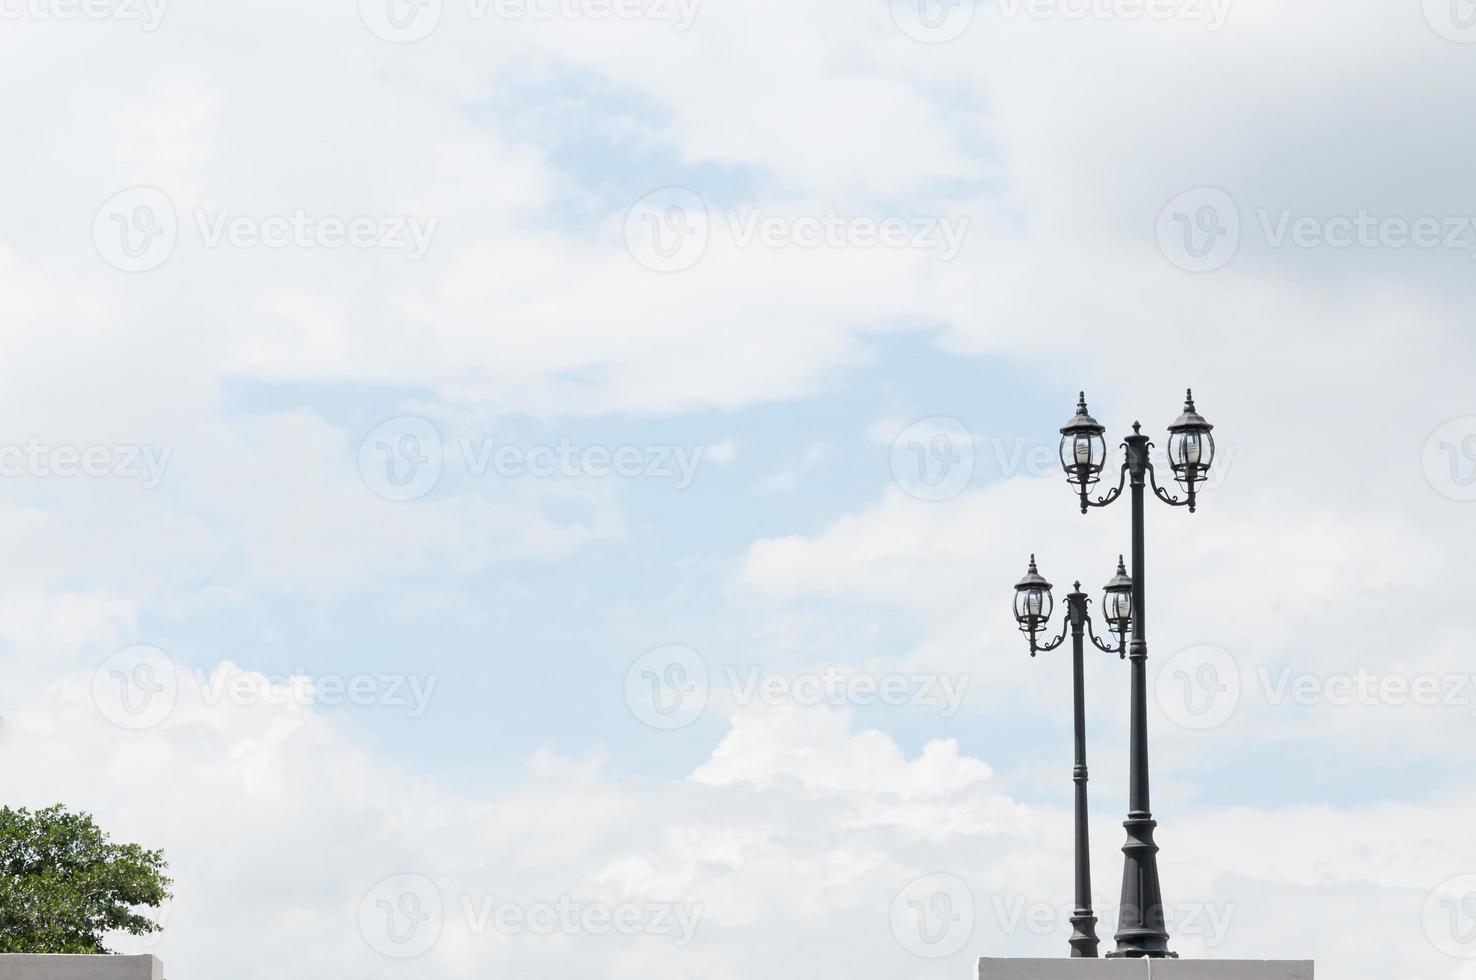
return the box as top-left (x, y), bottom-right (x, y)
top-left (3, 0), bottom-right (1476, 976)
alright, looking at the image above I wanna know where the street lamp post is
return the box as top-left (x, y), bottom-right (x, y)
top-left (1013, 556), bottom-right (1133, 959)
top-left (1057, 390), bottom-right (1216, 959)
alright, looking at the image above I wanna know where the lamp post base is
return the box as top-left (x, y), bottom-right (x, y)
top-left (1068, 912), bottom-right (1100, 958)
top-left (979, 958), bottom-right (1313, 980)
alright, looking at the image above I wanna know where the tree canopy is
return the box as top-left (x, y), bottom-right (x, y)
top-left (0, 804), bottom-right (172, 953)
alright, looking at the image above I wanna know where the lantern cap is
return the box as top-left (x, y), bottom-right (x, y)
top-left (1167, 388), bottom-right (1213, 434)
top-left (1015, 554), bottom-right (1052, 593)
top-left (1104, 554), bottom-right (1133, 593)
top-left (1060, 391), bottom-right (1106, 436)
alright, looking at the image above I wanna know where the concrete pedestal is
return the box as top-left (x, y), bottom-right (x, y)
top-left (979, 959), bottom-right (1312, 980)
top-left (0, 955), bottom-right (164, 980)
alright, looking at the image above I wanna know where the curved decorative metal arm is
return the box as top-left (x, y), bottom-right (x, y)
top-left (1082, 461), bottom-right (1127, 513)
top-left (1086, 618), bottom-right (1125, 659)
top-left (1147, 460), bottom-right (1191, 508)
top-left (1030, 617), bottom-right (1070, 656)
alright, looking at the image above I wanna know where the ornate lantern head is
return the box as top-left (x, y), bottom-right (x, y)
top-left (1060, 392), bottom-right (1107, 499)
top-left (1102, 555), bottom-right (1133, 651)
top-left (1166, 389), bottom-right (1215, 503)
top-left (1013, 555), bottom-right (1054, 640)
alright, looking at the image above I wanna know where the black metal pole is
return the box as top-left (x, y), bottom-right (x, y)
top-left (1108, 425), bottom-right (1174, 958)
top-left (1065, 586), bottom-right (1100, 958)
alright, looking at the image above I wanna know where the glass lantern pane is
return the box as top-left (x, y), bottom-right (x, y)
top-left (1074, 433), bottom-right (1092, 465)
top-left (1182, 431), bottom-right (1201, 465)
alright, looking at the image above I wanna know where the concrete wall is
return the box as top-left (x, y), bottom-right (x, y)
top-left (979, 959), bottom-right (1313, 980)
top-left (0, 956), bottom-right (164, 980)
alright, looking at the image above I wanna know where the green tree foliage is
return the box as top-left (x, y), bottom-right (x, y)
top-left (0, 805), bottom-right (172, 953)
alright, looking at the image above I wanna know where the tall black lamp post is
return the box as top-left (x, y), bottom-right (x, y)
top-left (1057, 390), bottom-right (1216, 959)
top-left (1014, 556), bottom-right (1133, 958)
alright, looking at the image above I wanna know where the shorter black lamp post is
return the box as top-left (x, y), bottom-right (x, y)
top-left (1014, 555), bottom-right (1134, 958)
